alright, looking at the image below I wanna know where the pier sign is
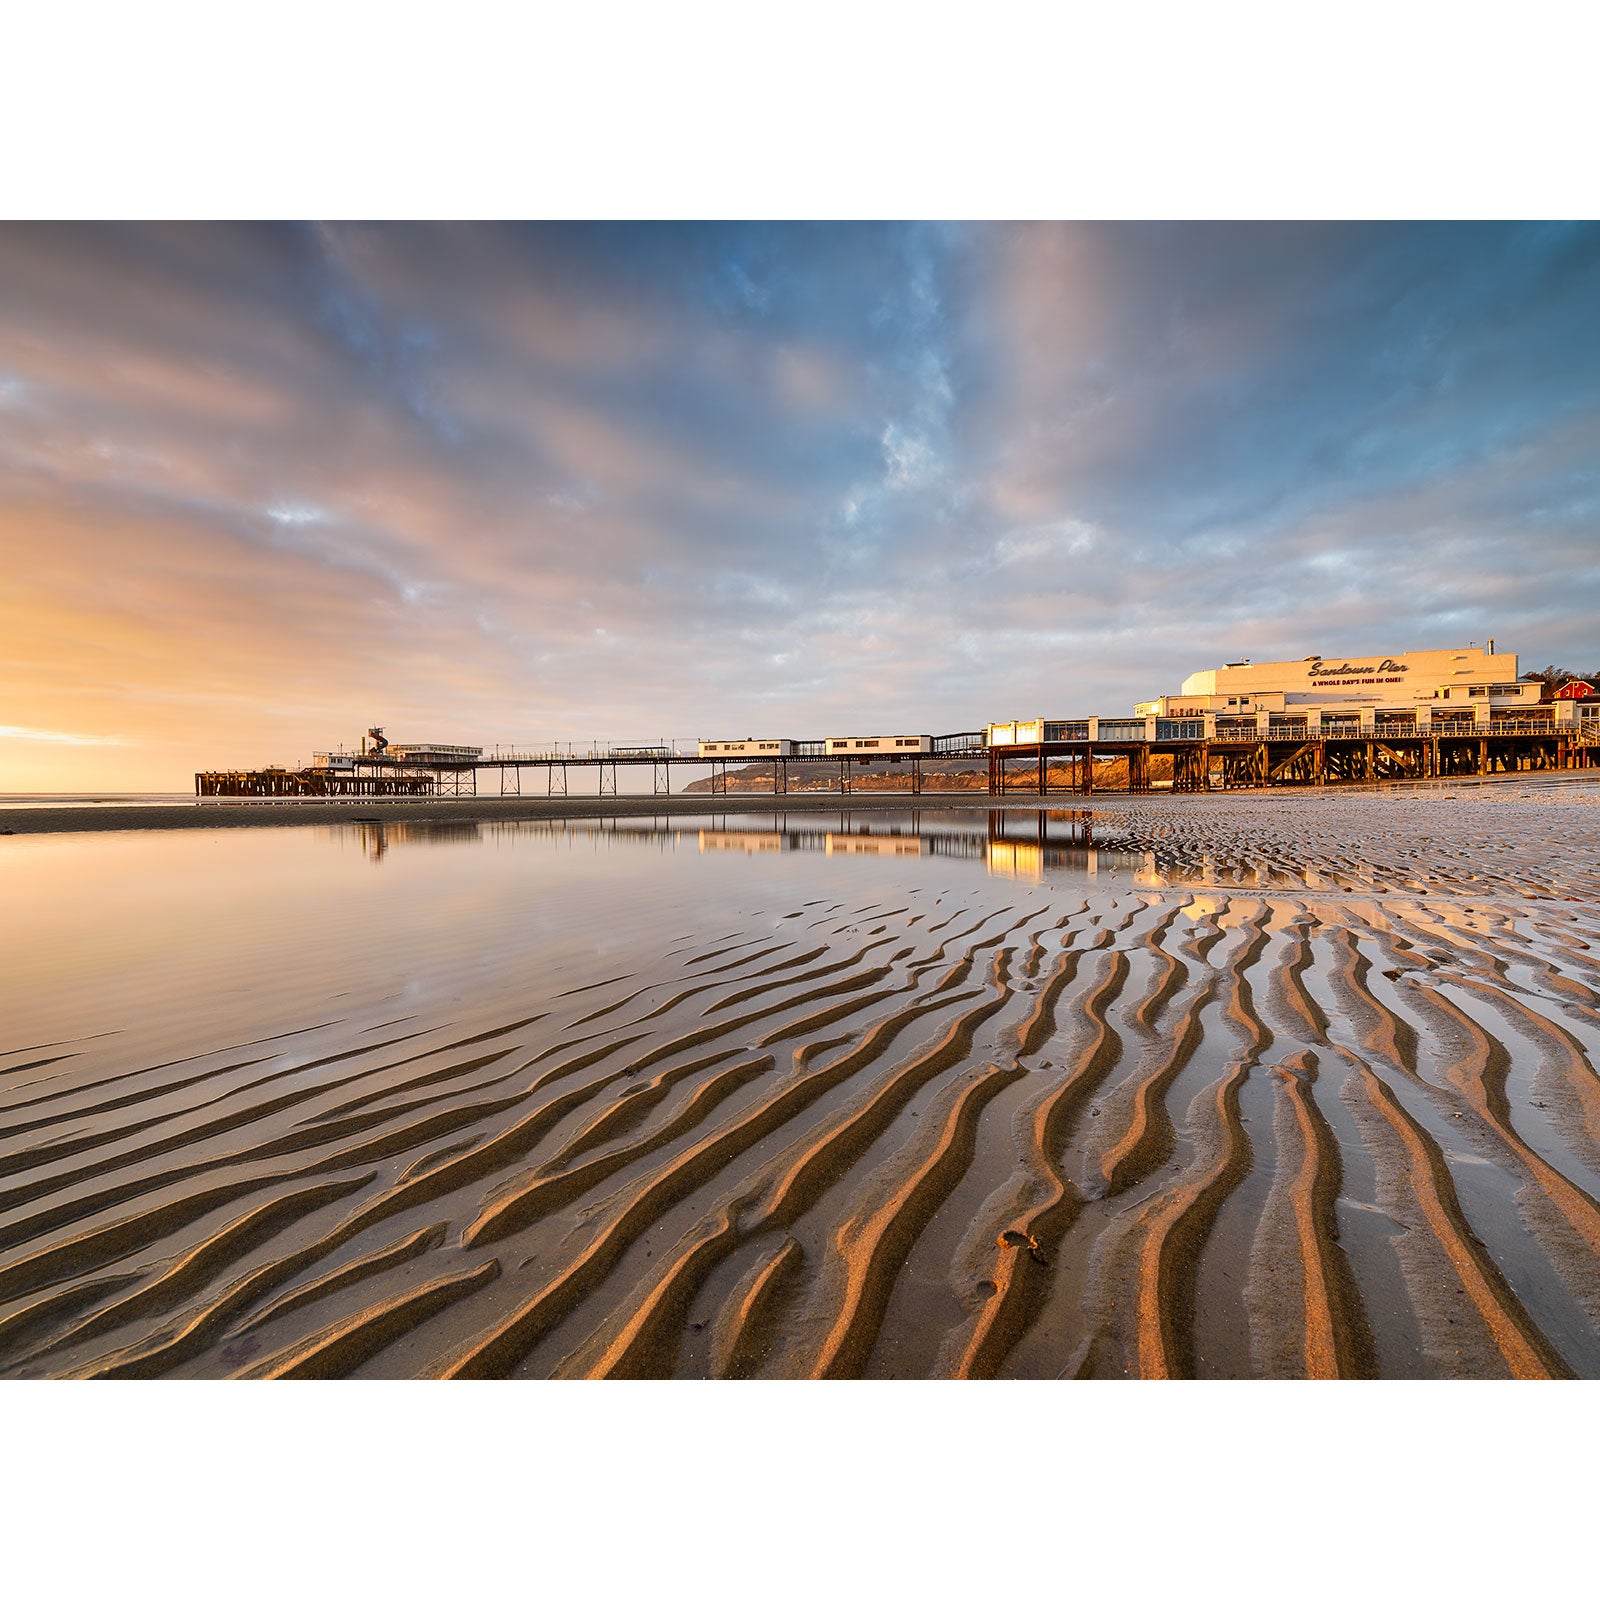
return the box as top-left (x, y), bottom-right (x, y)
top-left (1306, 657), bottom-right (1409, 688)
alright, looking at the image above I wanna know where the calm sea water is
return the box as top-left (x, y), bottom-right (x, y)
top-left (0, 793), bottom-right (198, 807)
top-left (0, 809), bottom-right (1126, 1055)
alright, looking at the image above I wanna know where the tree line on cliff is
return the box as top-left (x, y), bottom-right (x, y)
top-left (1520, 665), bottom-right (1600, 694)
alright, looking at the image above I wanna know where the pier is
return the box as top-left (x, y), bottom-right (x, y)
top-left (196, 718), bottom-right (1600, 800)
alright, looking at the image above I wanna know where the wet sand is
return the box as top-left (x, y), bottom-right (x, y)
top-left (2, 774), bottom-right (1599, 1378)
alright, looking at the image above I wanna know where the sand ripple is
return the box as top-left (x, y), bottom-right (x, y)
top-left (4, 786), bottom-right (1600, 1378)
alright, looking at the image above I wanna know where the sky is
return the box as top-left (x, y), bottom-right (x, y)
top-left (2, 220), bottom-right (1598, 790)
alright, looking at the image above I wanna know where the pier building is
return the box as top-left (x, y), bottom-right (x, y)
top-left (385, 742), bottom-right (483, 764)
top-left (1130, 643), bottom-right (1544, 731)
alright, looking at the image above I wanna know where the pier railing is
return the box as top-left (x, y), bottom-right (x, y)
top-left (1189, 720), bottom-right (1563, 743)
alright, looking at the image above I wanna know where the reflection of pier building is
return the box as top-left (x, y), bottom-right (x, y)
top-left (698, 830), bottom-right (784, 854)
top-left (695, 825), bottom-right (928, 858)
top-left (824, 833), bottom-right (924, 858)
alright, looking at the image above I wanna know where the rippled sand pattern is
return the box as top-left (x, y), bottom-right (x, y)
top-left (3, 782), bottom-right (1600, 1379)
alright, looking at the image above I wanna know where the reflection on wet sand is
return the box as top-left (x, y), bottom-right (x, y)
top-left (698, 810), bottom-right (1098, 871)
top-left (350, 808), bottom-right (1109, 877)
top-left (3, 779), bottom-right (1600, 1379)
top-left (354, 821), bottom-right (484, 861)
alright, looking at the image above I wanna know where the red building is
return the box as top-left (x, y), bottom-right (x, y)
top-left (1555, 679), bottom-right (1597, 699)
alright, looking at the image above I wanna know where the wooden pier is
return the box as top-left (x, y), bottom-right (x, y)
top-left (195, 768), bottom-right (436, 798)
top-left (987, 719), bottom-right (1600, 793)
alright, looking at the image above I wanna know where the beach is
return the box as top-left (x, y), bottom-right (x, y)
top-left (2, 773), bottom-right (1598, 1378)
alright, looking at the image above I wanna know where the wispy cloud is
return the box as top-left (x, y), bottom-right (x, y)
top-left (0, 725), bottom-right (127, 745)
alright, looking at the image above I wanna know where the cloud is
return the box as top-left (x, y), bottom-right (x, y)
top-left (881, 422), bottom-right (937, 489)
top-left (0, 725), bottom-right (127, 745)
top-left (1, 221), bottom-right (1597, 788)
